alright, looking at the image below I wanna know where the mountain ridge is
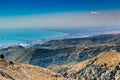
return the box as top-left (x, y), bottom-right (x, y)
top-left (0, 33), bottom-right (120, 80)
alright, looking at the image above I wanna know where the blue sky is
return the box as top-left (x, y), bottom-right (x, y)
top-left (0, 0), bottom-right (120, 28)
top-left (0, 0), bottom-right (120, 16)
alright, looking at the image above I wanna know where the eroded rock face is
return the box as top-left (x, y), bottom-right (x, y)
top-left (115, 70), bottom-right (120, 80)
top-left (83, 66), bottom-right (120, 80)
top-left (0, 70), bottom-right (15, 80)
top-left (58, 62), bottom-right (120, 80)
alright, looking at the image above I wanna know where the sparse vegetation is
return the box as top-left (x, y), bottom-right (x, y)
top-left (0, 34), bottom-right (120, 80)
top-left (9, 61), bottom-right (14, 65)
top-left (0, 60), bottom-right (66, 80)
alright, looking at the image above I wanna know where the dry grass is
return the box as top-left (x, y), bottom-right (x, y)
top-left (75, 51), bottom-right (120, 70)
top-left (1, 51), bottom-right (119, 80)
top-left (59, 51), bottom-right (120, 75)
top-left (95, 51), bottom-right (120, 68)
top-left (0, 60), bottom-right (66, 80)
top-left (66, 60), bottom-right (89, 75)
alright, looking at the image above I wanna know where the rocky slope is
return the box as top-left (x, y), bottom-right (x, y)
top-left (0, 33), bottom-right (120, 80)
top-left (4, 43), bottom-right (120, 69)
top-left (0, 34), bottom-right (120, 68)
top-left (51, 51), bottom-right (120, 80)
top-left (0, 59), bottom-right (66, 80)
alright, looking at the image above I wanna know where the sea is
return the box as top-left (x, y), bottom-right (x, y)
top-left (0, 28), bottom-right (68, 47)
top-left (0, 26), bottom-right (120, 47)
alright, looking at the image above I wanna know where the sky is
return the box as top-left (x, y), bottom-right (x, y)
top-left (0, 0), bottom-right (120, 29)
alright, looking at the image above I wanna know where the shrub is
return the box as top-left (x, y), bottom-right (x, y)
top-left (0, 54), bottom-right (4, 59)
top-left (9, 61), bottom-right (14, 65)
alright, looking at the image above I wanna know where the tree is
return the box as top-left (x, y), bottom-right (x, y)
top-left (0, 54), bottom-right (4, 59)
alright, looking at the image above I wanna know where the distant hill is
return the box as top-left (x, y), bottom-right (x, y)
top-left (34, 33), bottom-right (120, 48)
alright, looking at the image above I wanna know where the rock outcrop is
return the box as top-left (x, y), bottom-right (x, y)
top-left (54, 51), bottom-right (120, 80)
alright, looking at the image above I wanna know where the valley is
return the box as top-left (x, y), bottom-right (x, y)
top-left (0, 33), bottom-right (120, 80)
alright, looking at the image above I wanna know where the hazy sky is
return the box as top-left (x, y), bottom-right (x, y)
top-left (0, 0), bottom-right (120, 28)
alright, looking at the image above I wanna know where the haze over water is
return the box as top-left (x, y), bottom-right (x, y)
top-left (0, 28), bottom-right (67, 46)
top-left (0, 0), bottom-right (120, 46)
top-left (0, 26), bottom-right (120, 47)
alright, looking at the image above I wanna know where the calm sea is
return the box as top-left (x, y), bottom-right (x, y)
top-left (0, 27), bottom-right (120, 47)
top-left (0, 28), bottom-right (67, 46)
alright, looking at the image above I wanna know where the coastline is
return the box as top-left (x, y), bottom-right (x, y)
top-left (0, 28), bottom-right (120, 48)
top-left (0, 30), bottom-right (68, 48)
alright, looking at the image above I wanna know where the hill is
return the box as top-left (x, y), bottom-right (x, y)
top-left (52, 51), bottom-right (120, 80)
top-left (0, 34), bottom-right (120, 68)
top-left (4, 43), bottom-right (120, 68)
top-left (0, 59), bottom-right (66, 80)
top-left (0, 33), bottom-right (120, 80)
top-left (35, 33), bottom-right (120, 48)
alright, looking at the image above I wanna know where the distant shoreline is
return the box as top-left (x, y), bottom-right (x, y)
top-left (0, 26), bottom-right (120, 48)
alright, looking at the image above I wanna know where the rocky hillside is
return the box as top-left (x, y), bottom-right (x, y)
top-left (4, 43), bottom-right (120, 68)
top-left (1, 50), bottom-right (119, 80)
top-left (1, 46), bottom-right (82, 67)
top-left (0, 59), bottom-right (66, 80)
top-left (0, 33), bottom-right (120, 80)
top-left (0, 34), bottom-right (120, 68)
top-left (51, 51), bottom-right (120, 80)
top-left (0, 45), bottom-right (24, 59)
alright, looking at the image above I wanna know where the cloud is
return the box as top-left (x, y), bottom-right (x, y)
top-left (90, 11), bottom-right (100, 15)
top-left (0, 11), bottom-right (119, 29)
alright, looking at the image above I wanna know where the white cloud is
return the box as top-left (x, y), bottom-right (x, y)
top-left (90, 11), bottom-right (100, 15)
top-left (0, 11), bottom-right (119, 29)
